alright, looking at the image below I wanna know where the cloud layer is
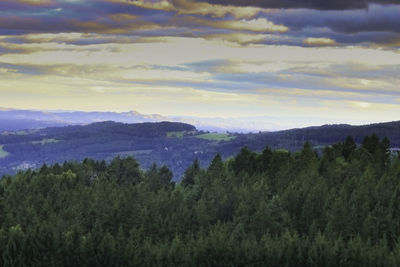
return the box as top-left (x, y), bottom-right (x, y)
top-left (0, 0), bottom-right (399, 129)
top-left (198, 0), bottom-right (400, 10)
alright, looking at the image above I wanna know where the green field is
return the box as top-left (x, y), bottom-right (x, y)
top-left (0, 145), bottom-right (9, 158)
top-left (1, 130), bottom-right (28, 136)
top-left (195, 133), bottom-right (236, 141)
top-left (167, 131), bottom-right (184, 138)
top-left (32, 138), bottom-right (60, 145)
top-left (2, 129), bottom-right (39, 136)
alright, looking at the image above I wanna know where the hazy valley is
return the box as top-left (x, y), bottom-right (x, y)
top-left (1, 114), bottom-right (399, 180)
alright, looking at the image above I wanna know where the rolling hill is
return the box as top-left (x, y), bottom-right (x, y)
top-left (0, 120), bottom-right (399, 179)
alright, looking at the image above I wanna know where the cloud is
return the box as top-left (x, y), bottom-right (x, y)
top-left (217, 18), bottom-right (288, 32)
top-left (351, 101), bottom-right (372, 109)
top-left (197, 0), bottom-right (400, 10)
top-left (204, 33), bottom-right (268, 45)
top-left (171, 0), bottom-right (262, 18)
top-left (303, 37), bottom-right (337, 46)
top-left (172, 16), bottom-right (288, 33)
top-left (0, 0), bottom-right (398, 49)
top-left (0, 0), bottom-right (167, 35)
top-left (67, 18), bottom-right (160, 34)
top-left (0, 0), bottom-right (399, 126)
top-left (256, 4), bottom-right (400, 48)
top-left (112, 0), bottom-right (262, 18)
top-left (110, 0), bottom-right (174, 11)
top-left (265, 4), bottom-right (400, 34)
top-left (18, 0), bottom-right (52, 4)
top-left (0, 0), bottom-right (53, 7)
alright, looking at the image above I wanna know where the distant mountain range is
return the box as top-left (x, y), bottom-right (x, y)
top-left (0, 108), bottom-right (313, 133)
top-left (0, 108), bottom-right (166, 132)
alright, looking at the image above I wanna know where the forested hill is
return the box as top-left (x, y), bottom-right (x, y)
top-left (1, 135), bottom-right (400, 265)
top-left (234, 120), bottom-right (400, 152)
top-left (278, 121), bottom-right (400, 145)
top-left (41, 121), bottom-right (196, 139)
top-left (0, 121), bottom-right (207, 178)
top-left (0, 120), bottom-right (400, 179)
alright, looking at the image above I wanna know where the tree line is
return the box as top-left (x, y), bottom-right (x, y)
top-left (0, 134), bottom-right (399, 266)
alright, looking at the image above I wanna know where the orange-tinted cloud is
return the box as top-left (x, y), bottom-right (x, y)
top-left (303, 37), bottom-right (337, 46)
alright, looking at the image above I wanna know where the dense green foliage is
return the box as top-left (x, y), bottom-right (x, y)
top-left (0, 134), bottom-right (400, 266)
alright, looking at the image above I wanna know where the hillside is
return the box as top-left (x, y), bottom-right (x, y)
top-left (0, 120), bottom-right (399, 179)
top-left (231, 120), bottom-right (400, 153)
top-left (0, 121), bottom-right (217, 179)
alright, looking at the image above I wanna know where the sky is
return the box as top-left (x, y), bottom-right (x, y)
top-left (0, 0), bottom-right (400, 130)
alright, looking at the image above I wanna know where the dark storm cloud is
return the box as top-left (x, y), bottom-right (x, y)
top-left (265, 4), bottom-right (400, 34)
top-left (198, 0), bottom-right (400, 10)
